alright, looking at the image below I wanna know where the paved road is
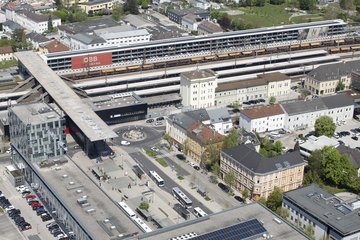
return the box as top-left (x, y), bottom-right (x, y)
top-left (129, 151), bottom-right (213, 214)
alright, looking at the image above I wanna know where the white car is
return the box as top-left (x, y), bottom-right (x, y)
top-left (16, 185), bottom-right (26, 192)
top-left (189, 162), bottom-right (196, 167)
top-left (120, 141), bottom-right (130, 146)
top-left (151, 147), bottom-right (159, 152)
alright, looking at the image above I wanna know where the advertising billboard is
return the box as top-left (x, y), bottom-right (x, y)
top-left (71, 53), bottom-right (112, 69)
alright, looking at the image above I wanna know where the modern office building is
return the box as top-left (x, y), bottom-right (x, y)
top-left (299, 135), bottom-right (339, 158)
top-left (283, 184), bottom-right (360, 240)
top-left (220, 144), bottom-right (305, 200)
top-left (8, 102), bottom-right (67, 164)
top-left (180, 69), bottom-right (217, 110)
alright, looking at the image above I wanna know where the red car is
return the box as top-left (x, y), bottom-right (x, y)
top-left (25, 194), bottom-right (36, 200)
top-left (31, 202), bottom-right (42, 209)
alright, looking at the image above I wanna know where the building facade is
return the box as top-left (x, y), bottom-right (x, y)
top-left (180, 69), bottom-right (217, 110)
top-left (221, 144), bottom-right (305, 200)
top-left (0, 46), bottom-right (14, 61)
top-left (167, 7), bottom-right (210, 24)
top-left (283, 184), bottom-right (360, 240)
top-left (9, 102), bottom-right (67, 163)
top-left (78, 0), bottom-right (113, 14)
top-left (197, 20), bottom-right (223, 35)
top-left (305, 60), bottom-right (360, 96)
top-left (13, 11), bottom-right (61, 33)
top-left (239, 104), bottom-right (285, 133)
top-left (215, 72), bottom-right (291, 106)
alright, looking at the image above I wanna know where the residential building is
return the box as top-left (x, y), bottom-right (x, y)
top-left (9, 102), bottom-right (67, 164)
top-left (181, 13), bottom-right (201, 31)
top-left (188, 0), bottom-right (211, 9)
top-left (215, 72), bottom-right (291, 106)
top-left (42, 40), bottom-right (70, 53)
top-left (299, 135), bottom-right (339, 157)
top-left (305, 60), bottom-right (360, 96)
top-left (186, 122), bottom-right (224, 163)
top-left (79, 0), bottom-right (113, 14)
top-left (220, 144), bottom-right (305, 200)
top-left (58, 19), bottom-right (150, 50)
top-left (283, 184), bottom-right (360, 240)
top-left (26, 31), bottom-right (52, 49)
top-left (337, 145), bottom-right (360, 176)
top-left (13, 11), bottom-right (61, 33)
top-left (206, 108), bottom-right (232, 135)
top-left (239, 104), bottom-right (285, 133)
top-left (197, 20), bottom-right (223, 35)
top-left (0, 46), bottom-right (14, 62)
top-left (62, 0), bottom-right (88, 7)
top-left (2, 20), bottom-right (23, 34)
top-left (180, 69), bottom-right (217, 109)
top-left (167, 7), bottom-right (210, 24)
top-left (282, 94), bottom-right (354, 131)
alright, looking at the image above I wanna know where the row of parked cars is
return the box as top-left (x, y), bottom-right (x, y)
top-left (243, 99), bottom-right (266, 105)
top-left (1, 189), bottom-right (31, 231)
top-left (17, 185), bottom-right (68, 239)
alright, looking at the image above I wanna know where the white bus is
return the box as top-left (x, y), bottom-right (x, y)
top-left (118, 202), bottom-right (136, 219)
top-left (172, 187), bottom-right (192, 208)
top-left (194, 207), bottom-right (207, 218)
top-left (133, 217), bottom-right (153, 233)
top-left (149, 170), bottom-right (164, 187)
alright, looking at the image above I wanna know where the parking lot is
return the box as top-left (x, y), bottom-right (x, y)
top-left (0, 160), bottom-right (58, 240)
top-left (265, 118), bottom-right (360, 150)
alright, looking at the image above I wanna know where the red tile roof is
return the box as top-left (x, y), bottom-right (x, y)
top-left (45, 40), bottom-right (70, 53)
top-left (240, 104), bottom-right (284, 119)
top-left (188, 122), bottom-right (224, 145)
top-left (0, 46), bottom-right (13, 54)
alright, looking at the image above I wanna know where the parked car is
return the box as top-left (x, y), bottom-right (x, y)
top-left (36, 209), bottom-right (46, 215)
top-left (145, 119), bottom-right (154, 123)
top-left (46, 222), bottom-right (57, 228)
top-left (42, 214), bottom-right (53, 222)
top-left (150, 147), bottom-right (159, 152)
top-left (176, 154), bottom-right (186, 161)
top-left (218, 182), bottom-right (230, 193)
top-left (193, 166), bottom-right (200, 171)
top-left (156, 117), bottom-right (164, 121)
top-left (18, 222), bottom-right (31, 231)
top-left (352, 136), bottom-right (359, 141)
top-left (120, 141), bottom-right (130, 146)
top-left (25, 194), bottom-right (36, 200)
top-left (234, 195), bottom-right (245, 203)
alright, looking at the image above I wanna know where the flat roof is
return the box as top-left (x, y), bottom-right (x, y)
top-left (38, 159), bottom-right (140, 239)
top-left (300, 135), bottom-right (339, 152)
top-left (284, 184), bottom-right (360, 236)
top-left (10, 102), bottom-right (62, 125)
top-left (140, 203), bottom-right (307, 240)
top-left (84, 92), bottom-right (146, 111)
top-left (143, 93), bottom-right (181, 105)
top-left (16, 51), bottom-right (117, 142)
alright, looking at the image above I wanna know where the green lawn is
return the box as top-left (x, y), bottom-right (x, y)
top-left (0, 59), bottom-right (17, 69)
top-left (235, 4), bottom-right (291, 27)
top-left (291, 14), bottom-right (325, 24)
top-left (156, 158), bottom-right (168, 167)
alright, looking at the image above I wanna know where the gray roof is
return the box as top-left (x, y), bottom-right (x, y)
top-left (72, 33), bottom-right (106, 45)
top-left (207, 107), bottom-right (231, 124)
top-left (58, 18), bottom-right (118, 35)
top-left (181, 69), bottom-right (216, 80)
top-left (308, 60), bottom-right (360, 81)
top-left (80, 0), bottom-right (112, 6)
top-left (18, 11), bottom-right (59, 23)
top-left (169, 7), bottom-right (209, 17)
top-left (337, 145), bottom-right (360, 168)
top-left (123, 14), bottom-right (155, 28)
top-left (281, 94), bottom-right (353, 116)
top-left (3, 20), bottom-right (23, 30)
top-left (184, 109), bottom-right (209, 122)
top-left (94, 26), bottom-right (150, 40)
top-left (222, 144), bottom-right (305, 174)
top-left (168, 112), bottom-right (198, 131)
top-left (284, 184), bottom-right (360, 237)
top-left (26, 32), bottom-right (51, 43)
top-left (321, 94), bottom-right (354, 109)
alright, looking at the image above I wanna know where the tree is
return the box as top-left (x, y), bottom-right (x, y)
top-left (182, 139), bottom-right (190, 155)
top-left (336, 81), bottom-right (345, 91)
top-left (211, 162), bottom-right (220, 176)
top-left (205, 144), bottom-right (220, 171)
top-left (112, 3), bottom-right (123, 21)
top-left (124, 0), bottom-right (139, 14)
top-left (48, 15), bottom-right (53, 32)
top-left (305, 224), bottom-right (315, 239)
top-left (314, 116), bottom-right (336, 137)
top-left (266, 187), bottom-right (283, 212)
top-left (269, 96), bottom-right (276, 105)
top-left (270, 0), bottom-right (285, 4)
top-left (276, 207), bottom-right (290, 219)
top-left (299, 0), bottom-right (316, 10)
top-left (222, 128), bottom-right (239, 149)
top-left (294, 141), bottom-right (300, 151)
top-left (224, 170), bottom-right (236, 190)
top-left (139, 201), bottom-right (149, 210)
top-left (242, 189), bottom-right (249, 200)
top-left (340, 0), bottom-right (355, 10)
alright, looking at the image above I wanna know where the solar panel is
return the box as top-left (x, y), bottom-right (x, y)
top-left (191, 219), bottom-right (267, 240)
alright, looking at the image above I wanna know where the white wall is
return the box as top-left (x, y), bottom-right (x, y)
top-left (240, 113), bottom-right (285, 133)
top-left (284, 109), bottom-right (327, 131)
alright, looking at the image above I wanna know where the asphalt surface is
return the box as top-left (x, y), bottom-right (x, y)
top-left (129, 151), bottom-right (213, 214)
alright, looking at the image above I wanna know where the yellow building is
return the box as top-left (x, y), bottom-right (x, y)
top-left (305, 60), bottom-right (360, 96)
top-left (63, 0), bottom-right (88, 7)
top-left (185, 122), bottom-right (224, 164)
top-left (79, 0), bottom-right (113, 14)
top-left (220, 144), bottom-right (305, 200)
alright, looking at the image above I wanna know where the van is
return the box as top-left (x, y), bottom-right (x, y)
top-left (197, 188), bottom-right (206, 197)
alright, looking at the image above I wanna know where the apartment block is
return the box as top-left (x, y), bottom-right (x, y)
top-left (220, 144), bottom-right (305, 200)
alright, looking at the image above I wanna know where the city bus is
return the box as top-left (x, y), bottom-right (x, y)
top-left (193, 207), bottom-right (208, 218)
top-left (133, 217), bottom-right (153, 233)
top-left (172, 187), bottom-right (192, 208)
top-left (118, 202), bottom-right (136, 219)
top-left (149, 171), bottom-right (164, 187)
